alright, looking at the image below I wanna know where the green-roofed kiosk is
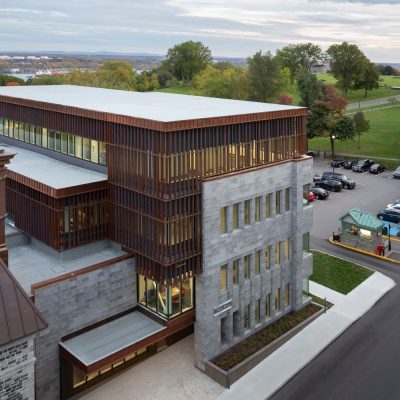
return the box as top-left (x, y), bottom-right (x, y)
top-left (339, 208), bottom-right (385, 254)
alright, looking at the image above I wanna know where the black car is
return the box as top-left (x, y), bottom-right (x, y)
top-left (352, 159), bottom-right (374, 172)
top-left (306, 150), bottom-right (316, 158)
top-left (330, 159), bottom-right (346, 168)
top-left (377, 210), bottom-right (400, 223)
top-left (310, 186), bottom-right (329, 199)
top-left (313, 173), bottom-right (322, 182)
top-left (321, 171), bottom-right (356, 189)
top-left (343, 160), bottom-right (355, 169)
top-left (369, 164), bottom-right (386, 174)
top-left (314, 179), bottom-right (342, 192)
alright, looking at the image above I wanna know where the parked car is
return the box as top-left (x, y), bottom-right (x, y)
top-left (313, 173), bottom-right (322, 182)
top-left (343, 160), bottom-right (356, 169)
top-left (310, 186), bottom-right (329, 200)
top-left (369, 164), bottom-right (386, 174)
top-left (352, 159), bottom-right (374, 172)
top-left (321, 171), bottom-right (356, 189)
top-left (309, 191), bottom-right (316, 202)
top-left (330, 159), bottom-right (346, 168)
top-left (306, 150), bottom-right (316, 158)
top-left (314, 179), bottom-right (342, 192)
top-left (377, 210), bottom-right (400, 223)
top-left (386, 203), bottom-right (400, 213)
top-left (390, 199), bottom-right (400, 205)
top-left (393, 166), bottom-right (400, 179)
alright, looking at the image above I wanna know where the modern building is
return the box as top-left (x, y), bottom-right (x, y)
top-left (0, 85), bottom-right (313, 399)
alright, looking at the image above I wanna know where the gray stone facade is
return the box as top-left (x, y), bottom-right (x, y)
top-left (0, 336), bottom-right (35, 400)
top-left (34, 257), bottom-right (136, 400)
top-left (195, 158), bottom-right (313, 369)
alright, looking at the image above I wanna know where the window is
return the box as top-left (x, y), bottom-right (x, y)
top-left (284, 238), bottom-right (290, 261)
top-left (243, 304), bottom-right (250, 330)
top-left (255, 299), bottom-right (261, 324)
top-left (75, 136), bottom-right (83, 158)
top-left (244, 255), bottom-right (250, 279)
top-left (220, 265), bottom-right (228, 292)
top-left (303, 278), bottom-right (309, 296)
top-left (303, 184), bottom-right (310, 207)
top-left (275, 242), bottom-right (281, 265)
top-left (275, 288), bottom-right (281, 312)
top-left (72, 366), bottom-right (87, 389)
top-left (61, 133), bottom-right (68, 154)
top-left (275, 190), bottom-right (281, 215)
top-left (303, 232), bottom-right (309, 253)
top-left (264, 245), bottom-right (271, 270)
top-left (265, 293), bottom-right (271, 317)
top-left (232, 260), bottom-right (239, 285)
top-left (91, 140), bottom-right (99, 163)
top-left (285, 188), bottom-right (290, 211)
top-left (244, 200), bottom-right (251, 225)
top-left (255, 250), bottom-right (261, 275)
top-left (220, 206), bottom-right (228, 234)
top-left (99, 142), bottom-right (107, 165)
top-left (255, 196), bottom-right (261, 222)
top-left (83, 138), bottom-right (91, 160)
top-left (68, 134), bottom-right (75, 155)
top-left (265, 193), bottom-right (271, 218)
top-left (285, 283), bottom-right (290, 307)
top-left (232, 203), bottom-right (239, 230)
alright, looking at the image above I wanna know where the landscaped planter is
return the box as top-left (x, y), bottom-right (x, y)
top-left (205, 304), bottom-right (324, 388)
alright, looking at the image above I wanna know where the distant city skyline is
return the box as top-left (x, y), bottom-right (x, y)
top-left (1, 0), bottom-right (399, 62)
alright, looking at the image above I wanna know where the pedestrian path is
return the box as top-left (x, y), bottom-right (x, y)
top-left (217, 272), bottom-right (395, 400)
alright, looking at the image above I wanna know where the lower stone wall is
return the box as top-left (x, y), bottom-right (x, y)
top-left (0, 336), bottom-right (36, 400)
top-left (34, 257), bottom-right (136, 400)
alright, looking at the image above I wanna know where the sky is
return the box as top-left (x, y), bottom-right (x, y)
top-left (0, 0), bottom-right (399, 62)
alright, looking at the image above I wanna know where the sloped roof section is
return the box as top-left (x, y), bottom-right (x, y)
top-left (342, 208), bottom-right (384, 231)
top-left (0, 259), bottom-right (47, 347)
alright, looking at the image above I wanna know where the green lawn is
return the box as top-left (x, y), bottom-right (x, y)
top-left (309, 105), bottom-right (400, 161)
top-left (310, 250), bottom-right (373, 294)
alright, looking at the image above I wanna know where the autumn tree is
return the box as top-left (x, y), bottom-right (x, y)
top-left (326, 42), bottom-right (367, 96)
top-left (97, 61), bottom-right (136, 91)
top-left (353, 111), bottom-right (370, 149)
top-left (247, 51), bottom-right (285, 102)
top-left (353, 60), bottom-right (379, 98)
top-left (0, 74), bottom-right (24, 86)
top-left (166, 41), bottom-right (212, 84)
top-left (276, 43), bottom-right (322, 84)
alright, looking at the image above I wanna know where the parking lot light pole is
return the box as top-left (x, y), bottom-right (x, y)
top-left (332, 135), bottom-right (336, 173)
top-left (388, 224), bottom-right (392, 251)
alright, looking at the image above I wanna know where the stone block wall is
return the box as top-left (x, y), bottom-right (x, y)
top-left (195, 159), bottom-right (313, 369)
top-left (34, 257), bottom-right (136, 400)
top-left (0, 336), bottom-right (35, 400)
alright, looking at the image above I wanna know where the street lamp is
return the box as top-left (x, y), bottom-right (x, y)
top-left (332, 135), bottom-right (336, 172)
top-left (388, 223), bottom-right (392, 252)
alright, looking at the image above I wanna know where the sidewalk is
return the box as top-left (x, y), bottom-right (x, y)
top-left (217, 272), bottom-right (395, 400)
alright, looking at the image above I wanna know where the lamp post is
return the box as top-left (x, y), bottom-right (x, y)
top-left (388, 224), bottom-right (392, 252)
top-left (331, 135), bottom-right (336, 172)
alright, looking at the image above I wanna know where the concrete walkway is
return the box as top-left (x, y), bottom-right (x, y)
top-left (347, 94), bottom-right (400, 110)
top-left (217, 272), bottom-right (395, 400)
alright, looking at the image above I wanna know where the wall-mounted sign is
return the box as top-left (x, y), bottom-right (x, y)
top-left (214, 299), bottom-right (232, 317)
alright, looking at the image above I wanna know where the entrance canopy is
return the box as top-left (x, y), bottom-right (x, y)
top-left (60, 311), bottom-right (165, 373)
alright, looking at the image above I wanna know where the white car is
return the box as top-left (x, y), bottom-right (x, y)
top-left (386, 203), bottom-right (400, 213)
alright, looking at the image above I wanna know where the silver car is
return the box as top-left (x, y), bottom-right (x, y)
top-left (393, 166), bottom-right (400, 179)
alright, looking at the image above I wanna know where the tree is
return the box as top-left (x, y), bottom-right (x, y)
top-left (29, 74), bottom-right (68, 85)
top-left (0, 74), bottom-right (24, 86)
top-left (353, 111), bottom-right (370, 149)
top-left (247, 51), bottom-right (285, 102)
top-left (166, 41), bottom-right (212, 84)
top-left (297, 72), bottom-right (324, 108)
top-left (278, 94), bottom-right (293, 105)
top-left (97, 61), bottom-right (136, 91)
top-left (326, 42), bottom-right (367, 96)
top-left (377, 64), bottom-right (394, 76)
top-left (353, 61), bottom-right (380, 98)
top-left (193, 65), bottom-right (248, 100)
top-left (276, 43), bottom-right (322, 84)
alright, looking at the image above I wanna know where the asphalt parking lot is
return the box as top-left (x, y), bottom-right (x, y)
top-left (310, 158), bottom-right (400, 239)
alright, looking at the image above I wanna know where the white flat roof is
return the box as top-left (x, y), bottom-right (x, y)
top-left (0, 85), bottom-right (303, 122)
top-left (1, 143), bottom-right (107, 189)
top-left (60, 311), bottom-right (165, 365)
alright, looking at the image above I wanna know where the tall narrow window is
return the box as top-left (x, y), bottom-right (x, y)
top-left (265, 194), bottom-right (271, 218)
top-left (264, 245), bottom-right (271, 270)
top-left (275, 242), bottom-right (281, 265)
top-left (285, 188), bottom-right (290, 211)
top-left (91, 140), bottom-right (99, 163)
top-left (303, 232), bottom-right (310, 253)
top-left (275, 190), bottom-right (281, 215)
top-left (255, 250), bottom-right (261, 275)
top-left (265, 293), bottom-right (271, 317)
top-left (255, 196), bottom-right (261, 222)
top-left (220, 206), bottom-right (228, 234)
top-left (244, 255), bottom-right (250, 279)
top-left (220, 265), bottom-right (228, 292)
top-left (68, 134), bottom-right (75, 155)
top-left (255, 299), bottom-right (261, 324)
top-left (284, 238), bottom-right (290, 261)
top-left (61, 133), bottom-right (68, 154)
top-left (243, 304), bottom-right (250, 330)
top-left (285, 283), bottom-right (290, 308)
top-left (303, 184), bottom-right (310, 207)
top-left (232, 203), bottom-right (239, 230)
top-left (244, 200), bottom-right (251, 225)
top-left (83, 138), bottom-right (91, 160)
top-left (232, 260), bottom-right (239, 285)
top-left (275, 288), bottom-right (281, 312)
top-left (75, 136), bottom-right (83, 158)
top-left (99, 142), bottom-right (107, 165)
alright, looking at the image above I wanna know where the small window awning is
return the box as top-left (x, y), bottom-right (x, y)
top-left (60, 311), bottom-right (166, 373)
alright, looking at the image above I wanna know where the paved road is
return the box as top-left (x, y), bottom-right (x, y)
top-left (271, 161), bottom-right (400, 400)
top-left (347, 94), bottom-right (400, 110)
